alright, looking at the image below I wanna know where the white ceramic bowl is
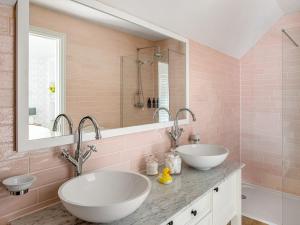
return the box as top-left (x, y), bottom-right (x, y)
top-left (176, 144), bottom-right (229, 170)
top-left (58, 170), bottom-right (151, 223)
top-left (2, 175), bottom-right (36, 193)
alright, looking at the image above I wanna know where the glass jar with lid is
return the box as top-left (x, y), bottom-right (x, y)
top-left (165, 149), bottom-right (182, 175)
top-left (145, 155), bottom-right (159, 176)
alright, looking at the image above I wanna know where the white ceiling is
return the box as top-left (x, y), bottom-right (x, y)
top-left (1, 0), bottom-right (300, 58)
top-left (277, 0), bottom-right (300, 14)
top-left (0, 0), bottom-right (15, 5)
top-left (96, 0), bottom-right (300, 58)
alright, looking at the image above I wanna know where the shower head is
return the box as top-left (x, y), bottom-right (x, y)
top-left (153, 46), bottom-right (163, 59)
top-left (137, 59), bottom-right (153, 65)
top-left (137, 59), bottom-right (144, 65)
top-left (137, 46), bottom-right (163, 59)
top-left (154, 50), bottom-right (162, 59)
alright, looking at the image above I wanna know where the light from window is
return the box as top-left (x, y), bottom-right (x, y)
top-left (158, 62), bottom-right (170, 122)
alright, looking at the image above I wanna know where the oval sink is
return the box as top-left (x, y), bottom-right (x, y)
top-left (58, 170), bottom-right (151, 223)
top-left (176, 144), bottom-right (229, 170)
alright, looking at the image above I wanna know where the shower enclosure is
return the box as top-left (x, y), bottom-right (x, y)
top-left (120, 47), bottom-right (186, 128)
top-left (241, 27), bottom-right (300, 225)
top-left (282, 27), bottom-right (300, 225)
top-left (120, 48), bottom-right (168, 128)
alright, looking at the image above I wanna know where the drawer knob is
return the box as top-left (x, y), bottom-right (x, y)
top-left (214, 187), bottom-right (219, 192)
top-left (167, 221), bottom-right (173, 225)
top-left (191, 210), bottom-right (198, 216)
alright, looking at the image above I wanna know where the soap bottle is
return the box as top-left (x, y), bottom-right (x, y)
top-left (147, 98), bottom-right (152, 108)
top-left (152, 98), bottom-right (156, 108)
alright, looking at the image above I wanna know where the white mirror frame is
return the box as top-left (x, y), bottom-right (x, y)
top-left (16, 0), bottom-right (189, 152)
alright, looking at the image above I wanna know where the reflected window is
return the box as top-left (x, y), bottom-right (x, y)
top-left (158, 62), bottom-right (169, 122)
top-left (29, 27), bottom-right (65, 139)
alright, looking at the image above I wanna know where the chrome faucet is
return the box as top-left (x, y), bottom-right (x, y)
top-left (152, 107), bottom-right (196, 148)
top-left (61, 116), bottom-right (101, 176)
top-left (52, 114), bottom-right (73, 135)
top-left (169, 108), bottom-right (196, 148)
top-left (153, 107), bottom-right (172, 121)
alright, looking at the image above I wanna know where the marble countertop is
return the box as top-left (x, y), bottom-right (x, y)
top-left (10, 160), bottom-right (242, 225)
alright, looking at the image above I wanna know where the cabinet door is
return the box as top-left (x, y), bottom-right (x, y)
top-left (212, 173), bottom-right (236, 225)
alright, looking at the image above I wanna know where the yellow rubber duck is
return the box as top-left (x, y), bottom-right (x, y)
top-left (158, 167), bottom-right (173, 184)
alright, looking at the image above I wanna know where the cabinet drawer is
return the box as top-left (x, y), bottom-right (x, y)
top-left (162, 191), bottom-right (212, 225)
top-left (187, 191), bottom-right (212, 224)
top-left (194, 213), bottom-right (212, 225)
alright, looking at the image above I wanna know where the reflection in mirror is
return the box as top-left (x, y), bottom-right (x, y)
top-left (28, 0), bottom-right (186, 140)
top-left (29, 26), bottom-right (65, 139)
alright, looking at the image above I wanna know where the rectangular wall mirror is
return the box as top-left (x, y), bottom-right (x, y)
top-left (17, 0), bottom-right (189, 151)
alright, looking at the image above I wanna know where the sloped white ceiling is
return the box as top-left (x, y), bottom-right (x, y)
top-left (0, 0), bottom-right (15, 5)
top-left (277, 0), bottom-right (300, 14)
top-left (96, 0), bottom-right (287, 58)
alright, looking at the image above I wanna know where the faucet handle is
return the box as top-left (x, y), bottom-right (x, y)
top-left (87, 145), bottom-right (97, 152)
top-left (61, 149), bottom-right (70, 158)
top-left (176, 128), bottom-right (184, 137)
top-left (82, 145), bottom-right (97, 163)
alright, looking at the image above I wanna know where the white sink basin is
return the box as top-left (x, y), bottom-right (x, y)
top-left (176, 144), bottom-right (229, 170)
top-left (58, 170), bottom-right (151, 223)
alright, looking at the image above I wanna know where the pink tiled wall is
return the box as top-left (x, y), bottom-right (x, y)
top-left (240, 12), bottom-right (300, 194)
top-left (189, 42), bottom-right (240, 162)
top-left (0, 4), bottom-right (240, 225)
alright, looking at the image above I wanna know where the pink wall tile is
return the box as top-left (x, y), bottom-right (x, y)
top-left (0, 107), bottom-right (13, 125)
top-left (0, 35), bottom-right (13, 53)
top-left (0, 158), bottom-right (29, 181)
top-left (31, 165), bottom-right (73, 188)
top-left (0, 54), bottom-right (13, 71)
top-left (82, 152), bottom-right (121, 172)
top-left (189, 40), bottom-right (240, 160)
top-left (29, 148), bottom-right (69, 173)
top-left (37, 180), bottom-right (66, 202)
top-left (0, 190), bottom-right (37, 218)
top-left (0, 126), bottom-right (13, 143)
top-left (0, 16), bottom-right (9, 35)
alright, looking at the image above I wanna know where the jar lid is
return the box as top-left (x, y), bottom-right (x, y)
top-left (166, 150), bottom-right (180, 159)
top-left (145, 154), bottom-right (158, 162)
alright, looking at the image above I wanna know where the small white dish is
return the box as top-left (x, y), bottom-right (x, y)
top-left (2, 174), bottom-right (36, 195)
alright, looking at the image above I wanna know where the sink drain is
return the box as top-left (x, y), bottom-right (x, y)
top-left (242, 194), bottom-right (247, 200)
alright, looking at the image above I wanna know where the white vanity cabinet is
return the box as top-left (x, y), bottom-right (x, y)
top-left (161, 169), bottom-right (241, 225)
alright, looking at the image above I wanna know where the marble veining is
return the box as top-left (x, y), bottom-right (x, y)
top-left (10, 161), bottom-right (242, 225)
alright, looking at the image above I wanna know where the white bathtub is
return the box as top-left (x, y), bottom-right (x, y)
top-left (242, 183), bottom-right (300, 225)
